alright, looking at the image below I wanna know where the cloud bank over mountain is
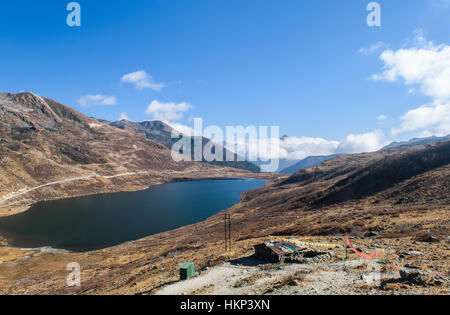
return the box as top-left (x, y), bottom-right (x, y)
top-left (372, 30), bottom-right (450, 138)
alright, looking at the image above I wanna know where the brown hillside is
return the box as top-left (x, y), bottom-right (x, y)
top-left (0, 92), bottom-right (259, 215)
top-left (240, 141), bottom-right (450, 215)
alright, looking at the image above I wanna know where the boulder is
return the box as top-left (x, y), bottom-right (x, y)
top-left (400, 269), bottom-right (426, 284)
top-left (405, 251), bottom-right (424, 257)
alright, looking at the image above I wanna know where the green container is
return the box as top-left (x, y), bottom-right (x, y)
top-left (179, 262), bottom-right (195, 280)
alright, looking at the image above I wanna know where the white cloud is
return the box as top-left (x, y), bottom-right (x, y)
top-left (359, 41), bottom-right (385, 55)
top-left (274, 131), bottom-right (388, 159)
top-left (279, 136), bottom-right (340, 160)
top-left (371, 31), bottom-right (450, 137)
top-left (336, 130), bottom-right (387, 154)
top-left (377, 114), bottom-right (387, 121)
top-left (392, 101), bottom-right (450, 136)
top-left (145, 100), bottom-right (193, 122)
top-left (119, 112), bottom-right (129, 121)
top-left (371, 33), bottom-right (450, 102)
top-left (120, 70), bottom-right (165, 91)
top-left (223, 135), bottom-right (337, 162)
top-left (277, 131), bottom-right (388, 160)
top-left (224, 132), bottom-right (385, 162)
top-left (78, 94), bottom-right (117, 107)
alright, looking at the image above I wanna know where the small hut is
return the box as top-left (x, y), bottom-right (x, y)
top-left (179, 262), bottom-right (195, 280)
top-left (254, 241), bottom-right (305, 263)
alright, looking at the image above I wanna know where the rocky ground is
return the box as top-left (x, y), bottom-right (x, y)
top-left (0, 203), bottom-right (448, 295)
top-left (154, 257), bottom-right (444, 295)
top-left (149, 232), bottom-right (450, 295)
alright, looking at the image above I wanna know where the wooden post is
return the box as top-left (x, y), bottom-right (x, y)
top-left (224, 213), bottom-right (231, 252)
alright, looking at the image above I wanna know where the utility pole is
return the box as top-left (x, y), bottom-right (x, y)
top-left (224, 213), bottom-right (231, 252)
top-left (314, 166), bottom-right (320, 179)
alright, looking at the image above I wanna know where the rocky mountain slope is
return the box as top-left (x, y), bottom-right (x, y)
top-left (108, 119), bottom-right (261, 173)
top-left (383, 134), bottom-right (450, 150)
top-left (0, 92), bottom-right (260, 215)
top-left (241, 140), bottom-right (450, 217)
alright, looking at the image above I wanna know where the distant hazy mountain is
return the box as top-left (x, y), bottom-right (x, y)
top-left (277, 135), bottom-right (450, 174)
top-left (252, 158), bottom-right (299, 173)
top-left (276, 159), bottom-right (301, 172)
top-left (383, 135), bottom-right (450, 150)
top-left (280, 154), bottom-right (346, 174)
top-left (109, 120), bottom-right (261, 173)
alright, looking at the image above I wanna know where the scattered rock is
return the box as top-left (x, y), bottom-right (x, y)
top-left (400, 269), bottom-right (427, 285)
top-left (361, 274), bottom-right (374, 283)
top-left (406, 251), bottom-right (424, 257)
top-left (421, 236), bottom-right (440, 243)
top-left (365, 230), bottom-right (378, 237)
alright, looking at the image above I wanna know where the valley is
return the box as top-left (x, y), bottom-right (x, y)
top-left (0, 179), bottom-right (267, 251)
top-left (0, 92), bottom-right (272, 217)
top-left (0, 92), bottom-right (448, 295)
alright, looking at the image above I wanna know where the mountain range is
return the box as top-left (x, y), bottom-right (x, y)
top-left (0, 92), bottom-right (261, 215)
top-left (107, 119), bottom-right (260, 173)
top-left (243, 139), bottom-right (450, 219)
top-left (279, 154), bottom-right (346, 174)
top-left (1, 92), bottom-right (449, 295)
top-left (383, 135), bottom-right (450, 150)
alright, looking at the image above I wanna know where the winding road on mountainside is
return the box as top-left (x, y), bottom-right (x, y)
top-left (0, 167), bottom-right (221, 206)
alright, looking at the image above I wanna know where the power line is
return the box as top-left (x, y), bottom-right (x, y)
top-left (224, 213), bottom-right (231, 252)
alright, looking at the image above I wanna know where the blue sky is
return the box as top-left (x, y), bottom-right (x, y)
top-left (1, 0), bottom-right (449, 158)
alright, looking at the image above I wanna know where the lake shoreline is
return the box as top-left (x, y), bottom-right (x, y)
top-left (0, 178), bottom-right (268, 253)
top-left (0, 168), bottom-right (280, 219)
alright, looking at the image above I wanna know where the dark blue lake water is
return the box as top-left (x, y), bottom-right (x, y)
top-left (0, 179), bottom-right (265, 252)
